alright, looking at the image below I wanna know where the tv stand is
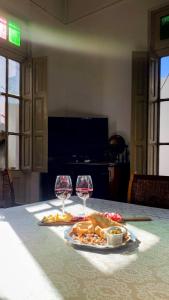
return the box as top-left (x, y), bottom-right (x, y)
top-left (40, 161), bottom-right (130, 202)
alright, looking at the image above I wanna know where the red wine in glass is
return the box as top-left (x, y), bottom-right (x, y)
top-left (76, 175), bottom-right (93, 215)
top-left (54, 175), bottom-right (72, 214)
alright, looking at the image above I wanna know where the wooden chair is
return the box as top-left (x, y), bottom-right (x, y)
top-left (128, 174), bottom-right (169, 209)
top-left (0, 169), bottom-right (16, 208)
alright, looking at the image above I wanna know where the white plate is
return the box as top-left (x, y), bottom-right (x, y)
top-left (64, 227), bottom-right (136, 250)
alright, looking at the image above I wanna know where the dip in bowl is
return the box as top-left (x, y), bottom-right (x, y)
top-left (106, 226), bottom-right (125, 246)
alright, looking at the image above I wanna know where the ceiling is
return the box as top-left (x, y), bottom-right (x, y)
top-left (31, 0), bottom-right (124, 24)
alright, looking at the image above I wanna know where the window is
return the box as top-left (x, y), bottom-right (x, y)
top-left (131, 5), bottom-right (169, 176)
top-left (0, 54), bottom-right (48, 172)
top-left (149, 5), bottom-right (169, 175)
top-left (0, 55), bottom-right (21, 170)
top-left (159, 56), bottom-right (169, 175)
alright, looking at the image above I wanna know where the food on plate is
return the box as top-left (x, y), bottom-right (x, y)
top-left (106, 225), bottom-right (129, 246)
top-left (94, 225), bottom-right (106, 239)
top-left (103, 212), bottom-right (123, 222)
top-left (108, 228), bottom-right (122, 235)
top-left (69, 212), bottom-right (127, 246)
top-left (87, 212), bottom-right (122, 228)
top-left (106, 226), bottom-right (124, 246)
top-left (73, 232), bottom-right (106, 245)
top-left (72, 221), bottom-right (95, 235)
top-left (70, 222), bottom-right (106, 245)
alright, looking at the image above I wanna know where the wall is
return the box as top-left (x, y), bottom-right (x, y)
top-left (1, 0), bottom-right (169, 144)
top-left (67, 0), bottom-right (122, 23)
top-left (31, 0), bottom-right (66, 23)
top-left (30, 0), bottom-right (168, 144)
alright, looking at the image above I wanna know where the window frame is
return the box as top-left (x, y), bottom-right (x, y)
top-left (0, 48), bottom-right (48, 173)
top-left (0, 51), bottom-right (22, 170)
top-left (157, 55), bottom-right (169, 175)
top-left (149, 5), bottom-right (169, 175)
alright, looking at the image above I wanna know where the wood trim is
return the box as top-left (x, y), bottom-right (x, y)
top-left (127, 173), bottom-right (134, 203)
top-left (0, 46), bottom-right (27, 63)
top-left (150, 5), bottom-right (169, 52)
top-left (21, 59), bottom-right (33, 171)
top-left (147, 54), bottom-right (159, 175)
top-left (131, 51), bottom-right (149, 175)
top-left (32, 57), bottom-right (48, 172)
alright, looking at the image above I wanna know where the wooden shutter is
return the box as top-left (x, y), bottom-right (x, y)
top-left (21, 59), bottom-right (32, 170)
top-left (32, 57), bottom-right (48, 172)
top-left (147, 55), bottom-right (159, 175)
top-left (131, 52), bottom-right (149, 175)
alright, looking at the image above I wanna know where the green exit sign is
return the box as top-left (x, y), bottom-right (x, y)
top-left (8, 21), bottom-right (21, 47)
top-left (160, 15), bottom-right (169, 40)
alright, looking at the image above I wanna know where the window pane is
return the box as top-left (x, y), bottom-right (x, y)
top-left (8, 59), bottom-right (20, 96)
top-left (159, 101), bottom-right (169, 142)
top-left (0, 56), bottom-right (6, 93)
top-left (0, 95), bottom-right (6, 131)
top-left (160, 56), bottom-right (169, 99)
top-left (159, 145), bottom-right (169, 175)
top-left (8, 97), bottom-right (19, 133)
top-left (0, 134), bottom-right (6, 169)
top-left (8, 135), bottom-right (19, 170)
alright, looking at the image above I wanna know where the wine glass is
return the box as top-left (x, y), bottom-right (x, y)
top-left (54, 175), bottom-right (72, 214)
top-left (76, 175), bottom-right (93, 215)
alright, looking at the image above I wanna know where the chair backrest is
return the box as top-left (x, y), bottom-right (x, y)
top-left (128, 174), bottom-right (169, 208)
top-left (0, 169), bottom-right (15, 208)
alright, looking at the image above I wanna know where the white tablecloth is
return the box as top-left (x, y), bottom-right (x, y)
top-left (0, 197), bottom-right (169, 300)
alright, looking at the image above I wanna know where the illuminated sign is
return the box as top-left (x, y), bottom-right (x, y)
top-left (0, 17), bottom-right (7, 40)
top-left (160, 15), bottom-right (169, 40)
top-left (8, 21), bottom-right (21, 47)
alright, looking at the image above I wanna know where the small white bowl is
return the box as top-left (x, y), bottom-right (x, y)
top-left (106, 226), bottom-right (124, 246)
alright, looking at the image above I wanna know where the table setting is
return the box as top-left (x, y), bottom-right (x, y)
top-left (1, 175), bottom-right (169, 300)
top-left (39, 175), bottom-right (151, 253)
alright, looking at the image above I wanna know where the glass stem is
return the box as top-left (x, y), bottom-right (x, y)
top-left (83, 199), bottom-right (86, 215)
top-left (62, 199), bottom-right (65, 214)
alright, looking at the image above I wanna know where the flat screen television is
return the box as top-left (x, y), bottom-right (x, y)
top-left (48, 117), bottom-right (108, 163)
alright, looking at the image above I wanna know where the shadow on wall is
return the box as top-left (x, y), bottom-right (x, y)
top-left (49, 110), bottom-right (108, 118)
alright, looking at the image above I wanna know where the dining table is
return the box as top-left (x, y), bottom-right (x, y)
top-left (0, 196), bottom-right (169, 300)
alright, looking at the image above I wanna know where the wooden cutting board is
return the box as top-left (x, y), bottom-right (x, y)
top-left (122, 216), bottom-right (152, 222)
top-left (38, 220), bottom-right (77, 226)
top-left (38, 216), bottom-right (152, 226)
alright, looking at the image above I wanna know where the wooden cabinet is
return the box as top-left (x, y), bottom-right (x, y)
top-left (108, 163), bottom-right (130, 201)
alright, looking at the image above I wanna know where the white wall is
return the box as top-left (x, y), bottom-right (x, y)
top-left (68, 0), bottom-right (121, 22)
top-left (29, 0), bottom-right (168, 144)
top-left (1, 0), bottom-right (169, 143)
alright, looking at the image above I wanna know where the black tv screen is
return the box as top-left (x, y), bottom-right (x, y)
top-left (48, 117), bottom-right (108, 162)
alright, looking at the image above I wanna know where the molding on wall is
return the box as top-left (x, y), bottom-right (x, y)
top-left (66, 0), bottom-right (124, 24)
top-left (29, 0), bottom-right (67, 24)
top-left (29, 0), bottom-right (124, 25)
top-left (64, 0), bottom-right (69, 24)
